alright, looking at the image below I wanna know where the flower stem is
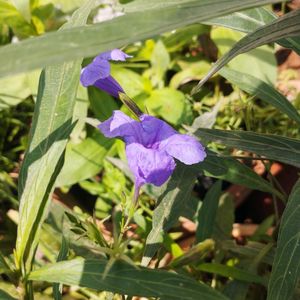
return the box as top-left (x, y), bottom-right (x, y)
top-left (118, 184), bottom-right (140, 244)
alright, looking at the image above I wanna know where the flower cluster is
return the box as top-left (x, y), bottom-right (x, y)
top-left (80, 49), bottom-right (206, 192)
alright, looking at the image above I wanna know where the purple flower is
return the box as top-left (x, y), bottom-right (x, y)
top-left (80, 49), bottom-right (131, 98)
top-left (98, 110), bottom-right (206, 191)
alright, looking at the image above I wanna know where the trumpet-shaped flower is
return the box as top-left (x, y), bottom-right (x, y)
top-left (80, 49), bottom-right (131, 98)
top-left (98, 110), bottom-right (206, 191)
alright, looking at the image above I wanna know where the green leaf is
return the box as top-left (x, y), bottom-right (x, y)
top-left (221, 240), bottom-right (275, 265)
top-left (13, 0), bottom-right (31, 22)
top-left (53, 236), bottom-right (69, 300)
top-left (49, 0), bottom-right (86, 13)
top-left (193, 9), bottom-right (300, 93)
top-left (150, 39), bottom-right (170, 86)
top-left (56, 130), bottom-right (114, 187)
top-left (219, 67), bottom-right (300, 124)
top-left (15, 0), bottom-right (95, 274)
top-left (145, 88), bottom-right (192, 125)
top-left (111, 65), bottom-right (148, 99)
top-left (204, 7), bottom-right (300, 54)
top-left (170, 61), bottom-right (211, 89)
top-left (163, 24), bottom-right (209, 52)
top-left (213, 193), bottom-right (235, 241)
top-left (0, 252), bottom-right (11, 275)
top-left (205, 7), bottom-right (275, 33)
top-left (196, 180), bottom-right (222, 243)
top-left (211, 27), bottom-right (276, 83)
top-left (0, 289), bottom-right (17, 300)
top-left (267, 179), bottom-right (300, 300)
top-left (0, 0), bottom-right (282, 77)
top-left (0, 72), bottom-right (32, 110)
top-left (195, 129), bottom-right (300, 167)
top-left (198, 263), bottom-right (267, 286)
top-left (29, 258), bottom-right (229, 300)
top-left (88, 87), bottom-right (118, 122)
top-left (142, 163), bottom-right (199, 266)
top-left (0, 0), bottom-right (36, 37)
top-left (199, 151), bottom-right (283, 199)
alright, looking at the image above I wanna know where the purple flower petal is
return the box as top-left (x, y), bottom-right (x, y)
top-left (139, 114), bottom-right (176, 147)
top-left (160, 133), bottom-right (206, 165)
top-left (97, 110), bottom-right (207, 189)
top-left (126, 143), bottom-right (176, 186)
top-left (93, 75), bottom-right (124, 99)
top-left (98, 110), bottom-right (141, 143)
top-left (95, 49), bottom-right (132, 62)
top-left (80, 59), bottom-right (110, 87)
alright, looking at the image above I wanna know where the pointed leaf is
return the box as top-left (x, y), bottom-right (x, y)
top-left (219, 67), bottom-right (300, 124)
top-left (205, 7), bottom-right (300, 54)
top-left (0, 0), bottom-right (282, 77)
top-left (29, 258), bottom-right (229, 300)
top-left (196, 181), bottom-right (222, 243)
top-left (15, 0), bottom-right (95, 274)
top-left (199, 151), bottom-right (283, 199)
top-left (193, 9), bottom-right (300, 93)
top-left (267, 179), bottom-right (300, 300)
top-left (195, 129), bottom-right (300, 167)
top-left (142, 163), bottom-right (199, 266)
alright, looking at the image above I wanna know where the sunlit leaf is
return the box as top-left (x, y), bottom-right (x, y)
top-left (15, 0), bottom-right (95, 274)
top-left (29, 258), bottom-right (229, 299)
top-left (0, 0), bottom-right (282, 77)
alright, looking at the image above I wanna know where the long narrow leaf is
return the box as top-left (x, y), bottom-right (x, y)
top-left (204, 7), bottom-right (300, 54)
top-left (29, 258), bottom-right (229, 300)
top-left (196, 181), bottom-right (222, 243)
top-left (195, 129), bottom-right (300, 167)
top-left (0, 0), bottom-right (282, 77)
top-left (142, 163), bottom-right (199, 266)
top-left (15, 0), bottom-right (95, 274)
top-left (199, 151), bottom-right (283, 199)
top-left (219, 67), bottom-right (300, 124)
top-left (267, 179), bottom-right (300, 300)
top-left (193, 9), bottom-right (300, 93)
top-left (198, 263), bottom-right (267, 286)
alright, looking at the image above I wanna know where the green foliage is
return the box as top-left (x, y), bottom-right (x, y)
top-left (193, 9), bottom-right (300, 93)
top-left (196, 180), bottom-right (222, 242)
top-left (0, 0), bottom-right (281, 77)
top-left (220, 67), bottom-right (300, 124)
top-left (15, 0), bottom-right (95, 276)
top-left (196, 129), bottom-right (300, 167)
top-left (268, 179), bottom-right (300, 300)
top-left (142, 163), bottom-right (199, 266)
top-left (29, 257), bottom-right (229, 300)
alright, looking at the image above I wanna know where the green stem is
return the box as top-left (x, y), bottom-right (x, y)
top-left (118, 184), bottom-right (140, 244)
